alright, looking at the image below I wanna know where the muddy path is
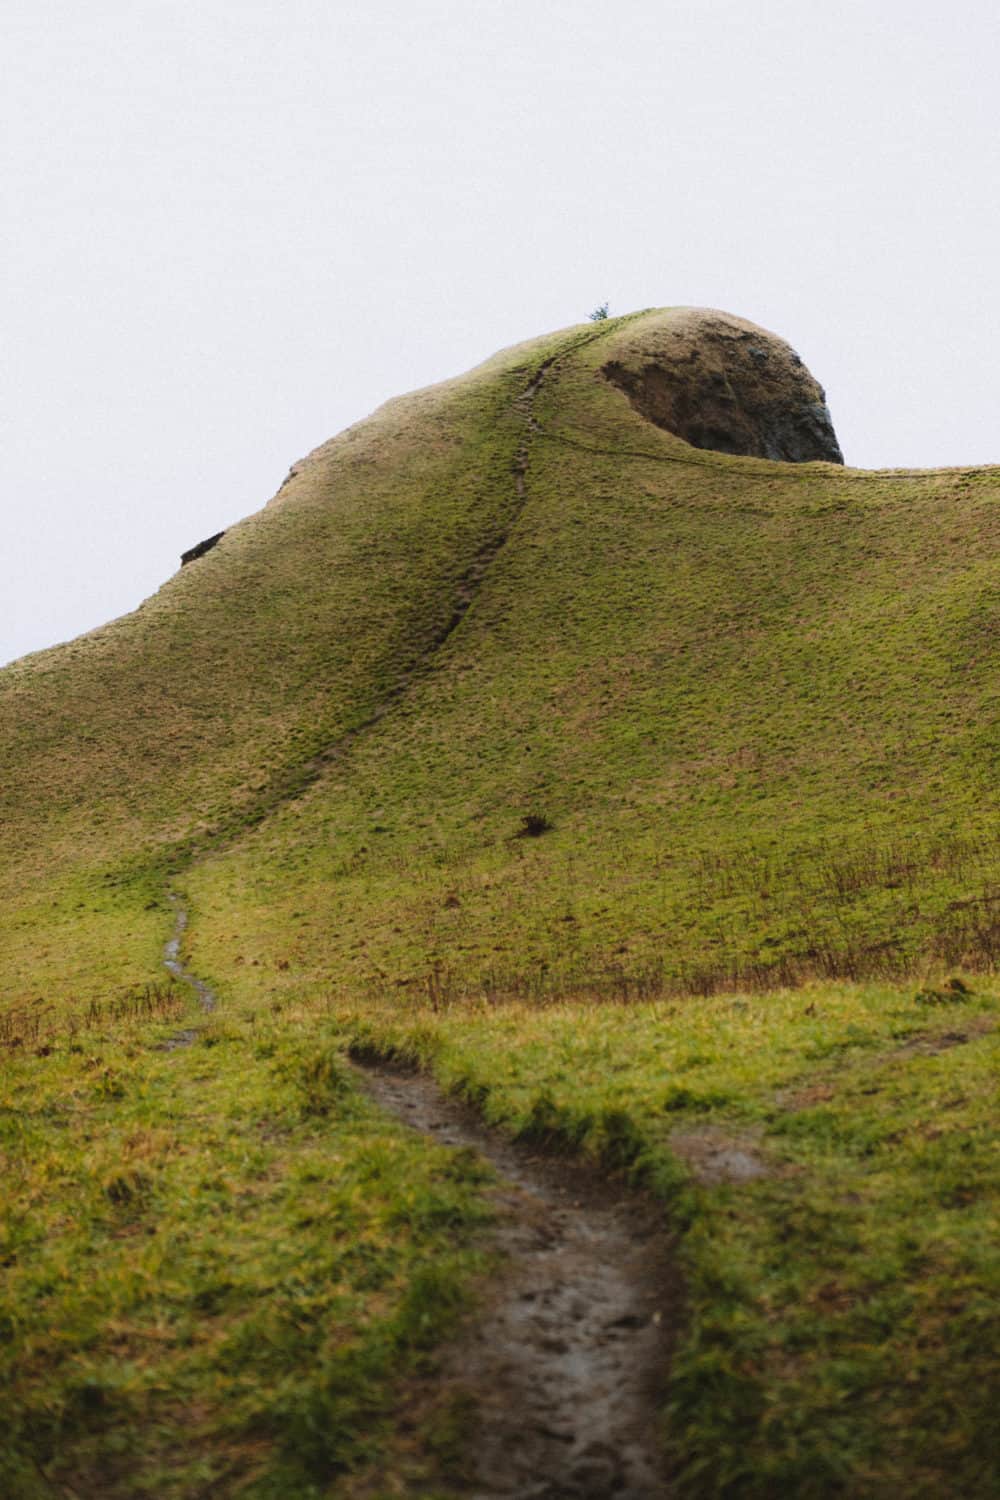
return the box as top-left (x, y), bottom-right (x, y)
top-left (161, 896), bottom-right (215, 1046)
top-left (356, 1059), bottom-right (678, 1498)
top-left (156, 903), bottom-right (676, 1491)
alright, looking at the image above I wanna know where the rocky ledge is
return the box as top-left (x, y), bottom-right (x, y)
top-left (603, 307), bottom-right (843, 464)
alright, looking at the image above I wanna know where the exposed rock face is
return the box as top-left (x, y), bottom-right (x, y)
top-left (181, 531), bottom-right (225, 566)
top-left (602, 308), bottom-right (843, 464)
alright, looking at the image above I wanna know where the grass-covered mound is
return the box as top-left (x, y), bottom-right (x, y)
top-left (186, 314), bottom-right (1000, 1006)
top-left (2, 309), bottom-right (999, 1495)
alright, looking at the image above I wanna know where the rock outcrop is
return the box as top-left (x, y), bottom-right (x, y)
top-left (602, 308), bottom-right (843, 464)
top-left (181, 531), bottom-right (225, 566)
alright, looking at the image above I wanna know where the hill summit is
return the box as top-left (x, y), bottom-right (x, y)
top-left (602, 306), bottom-right (843, 463)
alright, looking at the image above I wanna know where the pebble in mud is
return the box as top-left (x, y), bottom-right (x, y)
top-left (357, 1062), bottom-right (677, 1499)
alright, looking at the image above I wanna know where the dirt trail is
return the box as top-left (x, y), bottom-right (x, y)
top-left (155, 903), bottom-right (675, 1491)
top-left (161, 897), bottom-right (215, 1045)
top-left (357, 1060), bottom-right (677, 1498)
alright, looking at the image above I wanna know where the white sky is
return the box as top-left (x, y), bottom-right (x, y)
top-left (4, 0), bottom-right (1000, 666)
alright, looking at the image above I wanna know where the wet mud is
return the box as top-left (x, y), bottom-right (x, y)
top-left (161, 898), bottom-right (215, 1045)
top-left (357, 1060), bottom-right (677, 1498)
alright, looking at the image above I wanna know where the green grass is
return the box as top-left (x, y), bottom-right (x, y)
top-left (178, 323), bottom-right (1000, 1007)
top-left (332, 981), bottom-right (999, 1497)
top-left (2, 307), bottom-right (1000, 1493)
top-left (0, 999), bottom-right (495, 1498)
top-left (4, 972), bottom-right (995, 1495)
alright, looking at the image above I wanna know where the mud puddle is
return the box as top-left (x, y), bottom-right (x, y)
top-left (356, 1059), bottom-right (677, 1498)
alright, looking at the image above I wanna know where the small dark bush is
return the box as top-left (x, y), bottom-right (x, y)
top-left (517, 813), bottom-right (553, 838)
top-left (915, 976), bottom-right (974, 1006)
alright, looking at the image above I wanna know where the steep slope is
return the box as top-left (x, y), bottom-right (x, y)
top-left (0, 320), bottom-right (610, 1006)
top-left (187, 314), bottom-right (1000, 1005)
top-left (4, 306), bottom-right (1000, 1012)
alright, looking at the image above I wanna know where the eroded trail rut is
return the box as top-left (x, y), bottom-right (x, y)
top-left (161, 906), bottom-right (675, 1493)
top-left (358, 1062), bottom-right (676, 1499)
top-left (161, 897), bottom-right (215, 1047)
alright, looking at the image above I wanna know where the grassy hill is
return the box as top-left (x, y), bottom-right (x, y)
top-left (2, 310), bottom-right (998, 1496)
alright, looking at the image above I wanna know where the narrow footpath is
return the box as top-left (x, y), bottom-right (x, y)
top-left (357, 1060), bottom-right (677, 1499)
top-left (162, 907), bottom-right (676, 1496)
top-left (161, 895), bottom-right (215, 1047)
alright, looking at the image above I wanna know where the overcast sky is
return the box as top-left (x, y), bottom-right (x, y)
top-left (5, 0), bottom-right (1000, 666)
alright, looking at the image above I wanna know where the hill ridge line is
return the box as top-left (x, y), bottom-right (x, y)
top-left (254, 324), bottom-right (622, 790)
top-left (535, 420), bottom-right (1000, 483)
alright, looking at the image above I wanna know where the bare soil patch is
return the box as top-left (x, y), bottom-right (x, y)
top-left (667, 1124), bottom-right (769, 1184)
top-left (891, 1014), bottom-right (997, 1057)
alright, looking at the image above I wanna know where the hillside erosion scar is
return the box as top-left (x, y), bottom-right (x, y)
top-left (354, 1054), bottom-right (678, 1499)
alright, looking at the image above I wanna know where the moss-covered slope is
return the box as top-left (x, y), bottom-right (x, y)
top-left (4, 307), bottom-right (1000, 1010)
top-left (2, 309), bottom-right (999, 1498)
